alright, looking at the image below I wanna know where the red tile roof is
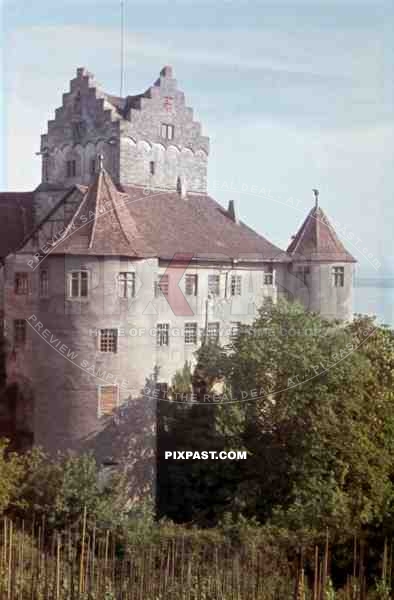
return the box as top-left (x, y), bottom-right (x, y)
top-left (52, 170), bottom-right (153, 256)
top-left (287, 205), bottom-right (356, 262)
top-left (119, 185), bottom-right (288, 262)
top-left (0, 193), bottom-right (35, 260)
top-left (33, 169), bottom-right (288, 262)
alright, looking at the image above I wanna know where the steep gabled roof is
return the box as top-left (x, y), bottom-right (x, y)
top-left (50, 168), bottom-right (152, 257)
top-left (120, 185), bottom-right (288, 262)
top-left (0, 193), bottom-right (35, 260)
top-left (15, 168), bottom-right (288, 263)
top-left (287, 204), bottom-right (356, 262)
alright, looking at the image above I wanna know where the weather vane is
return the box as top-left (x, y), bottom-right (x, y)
top-left (312, 188), bottom-right (319, 208)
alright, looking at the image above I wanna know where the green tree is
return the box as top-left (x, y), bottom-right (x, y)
top-left (0, 439), bottom-right (24, 514)
top-left (228, 302), bottom-right (394, 538)
top-left (157, 345), bottom-right (241, 524)
top-left (13, 449), bottom-right (130, 533)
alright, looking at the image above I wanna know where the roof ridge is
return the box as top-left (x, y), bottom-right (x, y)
top-left (290, 207), bottom-right (314, 255)
top-left (88, 170), bottom-right (102, 248)
top-left (101, 170), bottom-right (133, 246)
top-left (59, 186), bottom-right (91, 244)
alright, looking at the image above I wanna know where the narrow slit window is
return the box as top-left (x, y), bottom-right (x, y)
top-left (66, 160), bottom-right (77, 178)
top-left (14, 319), bottom-right (26, 347)
top-left (39, 270), bottom-right (49, 297)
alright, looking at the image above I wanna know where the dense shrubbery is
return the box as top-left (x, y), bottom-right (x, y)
top-left (158, 303), bottom-right (394, 589)
top-left (0, 302), bottom-right (393, 596)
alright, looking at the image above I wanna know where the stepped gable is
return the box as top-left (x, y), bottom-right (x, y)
top-left (105, 65), bottom-right (210, 155)
top-left (287, 203), bottom-right (356, 262)
top-left (40, 67), bottom-right (122, 152)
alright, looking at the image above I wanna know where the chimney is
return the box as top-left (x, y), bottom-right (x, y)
top-left (227, 200), bottom-right (238, 223)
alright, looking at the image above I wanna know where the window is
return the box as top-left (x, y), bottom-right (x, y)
top-left (14, 273), bottom-right (29, 295)
top-left (90, 159), bottom-right (96, 176)
top-left (160, 123), bottom-right (175, 140)
top-left (149, 161), bottom-right (155, 176)
top-left (263, 266), bottom-right (274, 285)
top-left (157, 323), bottom-right (169, 347)
top-left (332, 266), bottom-right (345, 288)
top-left (99, 329), bottom-right (118, 353)
top-left (230, 275), bottom-right (242, 296)
top-left (185, 322), bottom-right (198, 345)
top-left (230, 322), bottom-right (241, 341)
top-left (207, 322), bottom-right (220, 343)
top-left (118, 272), bottom-right (135, 299)
top-left (295, 266), bottom-right (310, 286)
top-left (68, 271), bottom-right (89, 298)
top-left (185, 274), bottom-right (198, 296)
top-left (263, 297), bottom-right (273, 309)
top-left (155, 274), bottom-right (169, 298)
top-left (39, 270), bottom-right (49, 297)
top-left (98, 385), bottom-right (119, 417)
top-left (66, 160), bottom-right (77, 178)
top-left (14, 319), bottom-right (26, 347)
top-left (208, 274), bottom-right (220, 297)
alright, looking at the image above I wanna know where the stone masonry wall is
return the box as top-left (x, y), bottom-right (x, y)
top-left (40, 66), bottom-right (209, 194)
top-left (119, 66), bottom-right (209, 193)
top-left (40, 68), bottom-right (121, 186)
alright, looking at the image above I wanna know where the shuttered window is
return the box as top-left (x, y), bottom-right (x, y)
top-left (98, 385), bottom-right (119, 417)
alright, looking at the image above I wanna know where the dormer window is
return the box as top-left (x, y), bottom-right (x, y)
top-left (160, 123), bottom-right (174, 141)
top-left (66, 160), bottom-right (77, 178)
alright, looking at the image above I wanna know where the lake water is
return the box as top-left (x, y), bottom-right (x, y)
top-left (354, 280), bottom-right (394, 327)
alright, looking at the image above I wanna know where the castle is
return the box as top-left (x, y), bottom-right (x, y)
top-left (0, 66), bottom-right (356, 495)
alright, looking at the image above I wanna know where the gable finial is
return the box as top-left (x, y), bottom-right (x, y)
top-left (312, 188), bottom-right (319, 208)
top-left (98, 154), bottom-right (105, 172)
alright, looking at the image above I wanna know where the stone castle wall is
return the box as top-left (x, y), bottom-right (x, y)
top-left (40, 67), bottom-right (209, 193)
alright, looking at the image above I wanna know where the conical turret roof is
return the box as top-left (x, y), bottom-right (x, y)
top-left (287, 202), bottom-right (356, 262)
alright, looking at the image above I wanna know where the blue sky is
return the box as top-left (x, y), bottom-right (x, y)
top-left (1, 0), bottom-right (393, 274)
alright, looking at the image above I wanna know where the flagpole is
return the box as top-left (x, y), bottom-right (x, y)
top-left (120, 0), bottom-right (125, 97)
